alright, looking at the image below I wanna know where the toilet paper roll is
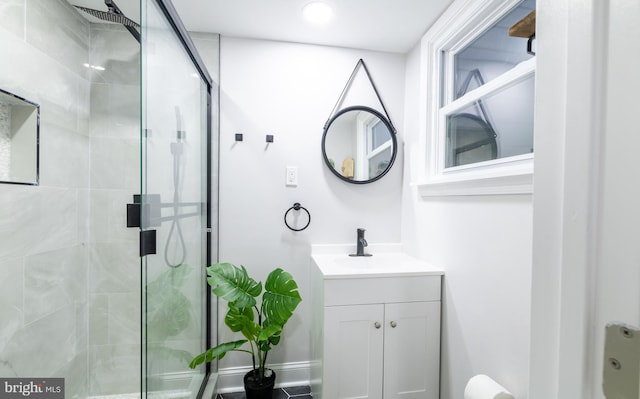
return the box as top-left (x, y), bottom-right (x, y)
top-left (464, 375), bottom-right (515, 399)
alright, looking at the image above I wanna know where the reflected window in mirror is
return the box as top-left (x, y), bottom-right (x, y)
top-left (322, 106), bottom-right (396, 184)
top-left (0, 88), bottom-right (39, 185)
top-left (419, 0), bottom-right (536, 195)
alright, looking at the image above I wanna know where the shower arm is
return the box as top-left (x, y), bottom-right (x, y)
top-left (74, 1), bottom-right (140, 43)
top-left (105, 0), bottom-right (140, 43)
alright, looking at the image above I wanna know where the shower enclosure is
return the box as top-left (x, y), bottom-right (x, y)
top-left (0, 0), bottom-right (218, 398)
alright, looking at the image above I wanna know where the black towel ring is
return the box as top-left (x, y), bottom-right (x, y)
top-left (284, 202), bottom-right (311, 232)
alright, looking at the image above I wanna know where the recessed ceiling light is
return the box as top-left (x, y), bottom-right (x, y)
top-left (302, 2), bottom-right (333, 25)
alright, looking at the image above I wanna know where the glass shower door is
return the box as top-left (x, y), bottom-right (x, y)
top-left (140, 1), bottom-right (210, 398)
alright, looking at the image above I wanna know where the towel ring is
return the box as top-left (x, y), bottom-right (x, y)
top-left (284, 203), bottom-right (311, 232)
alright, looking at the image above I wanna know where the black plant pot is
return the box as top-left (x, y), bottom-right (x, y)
top-left (243, 369), bottom-right (276, 399)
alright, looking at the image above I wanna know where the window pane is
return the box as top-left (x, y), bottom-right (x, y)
top-left (453, 0), bottom-right (536, 100)
top-left (370, 120), bottom-right (389, 151)
top-left (446, 74), bottom-right (534, 168)
top-left (369, 147), bottom-right (392, 179)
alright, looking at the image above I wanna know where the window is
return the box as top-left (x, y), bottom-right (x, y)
top-left (419, 0), bottom-right (536, 195)
top-left (366, 118), bottom-right (393, 178)
top-left (354, 111), bottom-right (393, 180)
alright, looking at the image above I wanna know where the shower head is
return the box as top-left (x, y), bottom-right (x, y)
top-left (74, 0), bottom-right (140, 42)
top-left (73, 5), bottom-right (139, 28)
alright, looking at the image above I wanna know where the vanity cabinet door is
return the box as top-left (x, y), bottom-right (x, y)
top-left (383, 301), bottom-right (441, 399)
top-left (324, 304), bottom-right (384, 399)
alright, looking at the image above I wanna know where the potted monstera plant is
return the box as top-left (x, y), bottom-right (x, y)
top-left (189, 262), bottom-right (302, 399)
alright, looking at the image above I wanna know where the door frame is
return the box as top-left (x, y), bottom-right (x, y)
top-left (530, 1), bottom-right (633, 398)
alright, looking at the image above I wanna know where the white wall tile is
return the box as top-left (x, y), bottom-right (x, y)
top-left (89, 344), bottom-right (140, 395)
top-left (0, 0), bottom-right (25, 39)
top-left (89, 242), bottom-right (139, 293)
top-left (0, 1), bottom-right (92, 387)
top-left (89, 294), bottom-right (109, 346)
top-left (90, 82), bottom-right (139, 139)
top-left (39, 123), bottom-right (90, 188)
top-left (23, 245), bottom-right (87, 324)
top-left (0, 256), bottom-right (24, 361)
top-left (89, 24), bottom-right (139, 86)
top-left (2, 306), bottom-right (78, 376)
top-left (90, 137), bottom-right (139, 190)
top-left (0, 187), bottom-right (78, 259)
top-left (25, 0), bottom-right (90, 76)
top-left (107, 292), bottom-right (140, 345)
top-left (88, 189), bottom-right (139, 243)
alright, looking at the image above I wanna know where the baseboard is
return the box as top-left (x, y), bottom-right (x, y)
top-left (214, 361), bottom-right (311, 394)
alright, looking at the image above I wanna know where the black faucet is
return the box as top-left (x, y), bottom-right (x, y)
top-left (350, 228), bottom-right (372, 257)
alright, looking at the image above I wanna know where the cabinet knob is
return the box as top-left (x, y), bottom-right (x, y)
top-left (390, 321), bottom-right (397, 328)
top-left (374, 322), bottom-right (381, 329)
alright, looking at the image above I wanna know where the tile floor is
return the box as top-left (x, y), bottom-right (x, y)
top-left (215, 385), bottom-right (311, 399)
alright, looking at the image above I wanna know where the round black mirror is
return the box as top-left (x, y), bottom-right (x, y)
top-left (322, 106), bottom-right (397, 184)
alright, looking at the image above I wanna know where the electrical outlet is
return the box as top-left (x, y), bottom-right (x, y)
top-left (286, 166), bottom-right (298, 187)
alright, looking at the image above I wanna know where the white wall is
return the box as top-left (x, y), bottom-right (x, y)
top-left (217, 2), bottom-right (640, 398)
top-left (219, 31), bottom-right (532, 399)
top-left (401, 40), bottom-right (533, 399)
top-left (218, 37), bottom-right (406, 381)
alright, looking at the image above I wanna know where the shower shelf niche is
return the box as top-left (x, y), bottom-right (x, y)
top-left (0, 88), bottom-right (39, 185)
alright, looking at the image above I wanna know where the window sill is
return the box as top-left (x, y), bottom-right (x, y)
top-left (415, 171), bottom-right (533, 197)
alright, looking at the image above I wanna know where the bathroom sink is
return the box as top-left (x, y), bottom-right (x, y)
top-left (311, 244), bottom-right (443, 278)
top-left (310, 245), bottom-right (443, 399)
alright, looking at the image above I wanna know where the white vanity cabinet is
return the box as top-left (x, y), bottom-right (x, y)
top-left (310, 249), bottom-right (443, 399)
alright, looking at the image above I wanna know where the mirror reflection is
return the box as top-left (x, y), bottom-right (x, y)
top-left (0, 88), bottom-right (39, 185)
top-left (322, 106), bottom-right (396, 184)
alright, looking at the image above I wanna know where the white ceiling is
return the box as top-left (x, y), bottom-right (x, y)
top-left (70, 0), bottom-right (454, 53)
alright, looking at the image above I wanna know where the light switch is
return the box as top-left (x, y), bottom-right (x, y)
top-left (286, 166), bottom-right (298, 187)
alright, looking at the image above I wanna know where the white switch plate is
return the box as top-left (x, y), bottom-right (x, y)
top-left (286, 166), bottom-right (298, 186)
top-left (603, 322), bottom-right (640, 399)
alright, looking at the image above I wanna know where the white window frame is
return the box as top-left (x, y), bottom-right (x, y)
top-left (416, 0), bottom-right (535, 196)
top-left (356, 111), bottom-right (392, 180)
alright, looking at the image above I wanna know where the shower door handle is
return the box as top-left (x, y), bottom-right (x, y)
top-left (127, 203), bottom-right (141, 228)
top-left (126, 194), bottom-right (162, 229)
top-left (140, 230), bottom-right (157, 257)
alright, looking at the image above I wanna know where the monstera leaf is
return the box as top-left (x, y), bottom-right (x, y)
top-left (262, 268), bottom-right (302, 327)
top-left (225, 304), bottom-right (260, 341)
top-left (206, 263), bottom-right (262, 308)
top-left (189, 339), bottom-right (247, 369)
top-left (258, 322), bottom-right (282, 343)
top-left (190, 263), bottom-right (302, 379)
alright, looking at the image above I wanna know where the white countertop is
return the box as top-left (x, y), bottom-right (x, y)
top-left (311, 244), bottom-right (444, 279)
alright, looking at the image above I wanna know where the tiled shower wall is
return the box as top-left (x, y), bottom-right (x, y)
top-left (0, 1), bottom-right (92, 398)
top-left (0, 0), bottom-right (140, 397)
top-left (0, 103), bottom-right (10, 180)
top-left (86, 22), bottom-right (140, 397)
